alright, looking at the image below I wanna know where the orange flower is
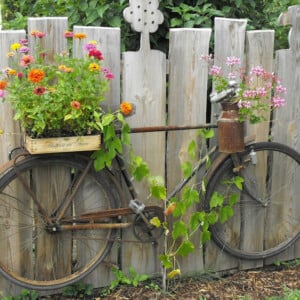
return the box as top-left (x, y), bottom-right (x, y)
top-left (0, 80), bottom-right (7, 90)
top-left (71, 100), bottom-right (81, 110)
top-left (120, 102), bottom-right (134, 116)
top-left (28, 69), bottom-right (45, 83)
top-left (73, 33), bottom-right (87, 39)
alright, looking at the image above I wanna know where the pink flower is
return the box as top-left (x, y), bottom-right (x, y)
top-left (209, 65), bottom-right (222, 76)
top-left (64, 31), bottom-right (74, 38)
top-left (250, 66), bottom-right (265, 77)
top-left (105, 72), bottom-right (114, 80)
top-left (238, 100), bottom-right (252, 109)
top-left (272, 96), bottom-right (286, 108)
top-left (88, 49), bottom-right (103, 60)
top-left (276, 85), bottom-right (287, 94)
top-left (19, 46), bottom-right (30, 54)
top-left (243, 90), bottom-right (257, 98)
top-left (0, 90), bottom-right (5, 98)
top-left (19, 55), bottom-right (34, 67)
top-left (226, 56), bottom-right (241, 66)
top-left (256, 87), bottom-right (267, 97)
top-left (84, 43), bottom-right (97, 52)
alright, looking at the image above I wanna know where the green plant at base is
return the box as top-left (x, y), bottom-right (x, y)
top-left (62, 282), bottom-right (94, 299)
top-left (109, 266), bottom-right (149, 290)
top-left (1, 289), bottom-right (39, 300)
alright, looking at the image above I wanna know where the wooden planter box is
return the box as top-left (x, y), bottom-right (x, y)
top-left (24, 135), bottom-right (101, 154)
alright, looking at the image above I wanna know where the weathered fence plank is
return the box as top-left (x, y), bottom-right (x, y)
top-left (267, 5), bottom-right (300, 264)
top-left (73, 26), bottom-right (121, 108)
top-left (121, 1), bottom-right (166, 275)
top-left (240, 30), bottom-right (275, 271)
top-left (205, 17), bottom-right (247, 273)
top-left (167, 28), bottom-right (211, 274)
top-left (0, 30), bottom-right (26, 166)
top-left (72, 25), bottom-right (122, 287)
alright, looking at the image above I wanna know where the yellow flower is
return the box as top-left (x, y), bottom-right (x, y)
top-left (10, 43), bottom-right (21, 51)
top-left (167, 269), bottom-right (181, 279)
top-left (0, 129), bottom-right (3, 135)
top-left (7, 69), bottom-right (17, 76)
top-left (58, 65), bottom-right (73, 72)
top-left (88, 63), bottom-right (101, 72)
top-left (88, 40), bottom-right (97, 45)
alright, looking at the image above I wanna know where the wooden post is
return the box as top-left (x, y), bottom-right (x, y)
top-left (167, 28), bottom-right (211, 274)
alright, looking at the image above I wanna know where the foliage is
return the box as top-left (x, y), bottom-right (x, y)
top-left (1, 289), bottom-right (38, 300)
top-left (62, 282), bottom-right (94, 298)
top-left (203, 55), bottom-right (287, 124)
top-left (133, 128), bottom-right (243, 279)
top-left (1, 0), bottom-right (299, 52)
top-left (0, 30), bottom-right (132, 169)
top-left (109, 266), bottom-right (149, 290)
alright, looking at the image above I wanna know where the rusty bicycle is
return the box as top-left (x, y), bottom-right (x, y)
top-left (0, 82), bottom-right (299, 290)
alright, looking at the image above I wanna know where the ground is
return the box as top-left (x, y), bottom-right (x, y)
top-left (97, 264), bottom-right (300, 300)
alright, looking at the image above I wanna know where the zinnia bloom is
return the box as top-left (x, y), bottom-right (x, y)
top-left (0, 90), bottom-right (5, 98)
top-left (74, 33), bottom-right (87, 39)
top-left (28, 69), bottom-right (45, 83)
top-left (71, 100), bottom-right (81, 110)
top-left (10, 43), bottom-right (21, 51)
top-left (33, 86), bottom-right (46, 95)
top-left (58, 65), bottom-right (73, 72)
top-left (120, 102), bottom-right (134, 116)
top-left (0, 80), bottom-right (7, 90)
top-left (88, 63), bottom-right (101, 72)
top-left (64, 31), bottom-right (74, 38)
top-left (20, 55), bottom-right (34, 67)
top-left (31, 30), bottom-right (46, 38)
top-left (88, 49), bottom-right (103, 60)
top-left (105, 72), bottom-right (114, 80)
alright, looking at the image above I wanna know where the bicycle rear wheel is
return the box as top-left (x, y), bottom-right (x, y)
top-left (0, 153), bottom-right (120, 290)
top-left (205, 142), bottom-right (300, 260)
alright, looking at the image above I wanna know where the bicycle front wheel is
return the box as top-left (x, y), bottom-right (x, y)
top-left (205, 142), bottom-right (300, 260)
top-left (0, 153), bottom-right (120, 290)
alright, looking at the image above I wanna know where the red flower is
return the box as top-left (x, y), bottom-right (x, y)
top-left (33, 86), bottom-right (46, 95)
top-left (71, 100), bottom-right (81, 110)
top-left (88, 49), bottom-right (103, 60)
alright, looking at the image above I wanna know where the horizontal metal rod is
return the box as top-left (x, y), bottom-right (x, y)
top-left (129, 124), bottom-right (217, 133)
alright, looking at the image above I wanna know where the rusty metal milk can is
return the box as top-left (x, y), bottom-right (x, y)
top-left (218, 101), bottom-right (245, 153)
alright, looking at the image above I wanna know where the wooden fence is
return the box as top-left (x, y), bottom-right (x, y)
top-left (0, 2), bottom-right (300, 295)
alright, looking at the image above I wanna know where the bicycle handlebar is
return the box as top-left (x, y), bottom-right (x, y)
top-left (210, 80), bottom-right (239, 103)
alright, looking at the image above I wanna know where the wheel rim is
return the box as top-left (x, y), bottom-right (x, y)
top-left (0, 156), bottom-right (117, 290)
top-left (207, 143), bottom-right (300, 260)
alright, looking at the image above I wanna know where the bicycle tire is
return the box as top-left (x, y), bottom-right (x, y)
top-left (205, 142), bottom-right (300, 260)
top-left (0, 153), bottom-right (120, 290)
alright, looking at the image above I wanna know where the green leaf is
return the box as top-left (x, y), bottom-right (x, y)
top-left (234, 176), bottom-right (244, 190)
top-left (158, 254), bottom-right (173, 269)
top-left (229, 193), bottom-right (238, 206)
top-left (199, 128), bottom-right (214, 139)
top-left (201, 229), bottom-right (211, 244)
top-left (101, 113), bottom-right (115, 126)
top-left (182, 187), bottom-right (199, 207)
top-left (190, 211), bottom-right (205, 231)
top-left (176, 240), bottom-right (194, 257)
top-left (181, 161), bottom-right (192, 178)
top-left (150, 216), bottom-right (161, 227)
top-left (209, 191), bottom-right (224, 209)
top-left (220, 205), bottom-right (234, 224)
top-left (172, 220), bottom-right (188, 240)
top-left (188, 140), bottom-right (196, 159)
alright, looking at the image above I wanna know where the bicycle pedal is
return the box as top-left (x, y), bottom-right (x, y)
top-left (129, 199), bottom-right (145, 214)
